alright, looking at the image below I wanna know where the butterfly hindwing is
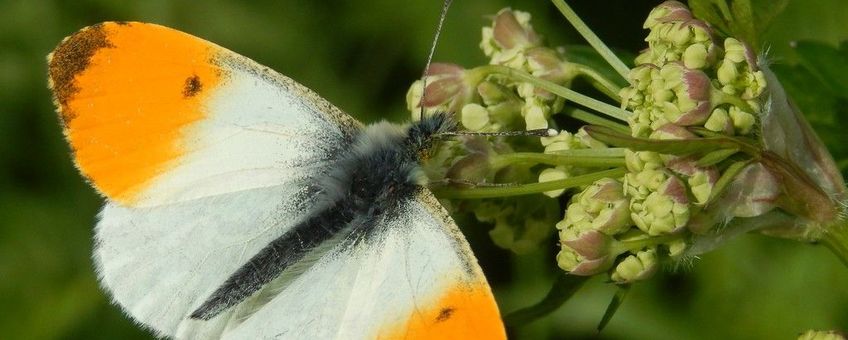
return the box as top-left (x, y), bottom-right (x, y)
top-left (209, 191), bottom-right (505, 339)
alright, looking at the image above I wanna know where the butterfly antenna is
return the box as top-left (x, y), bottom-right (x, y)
top-left (419, 0), bottom-right (454, 121)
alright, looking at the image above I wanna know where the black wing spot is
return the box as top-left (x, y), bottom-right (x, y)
top-left (48, 23), bottom-right (114, 125)
top-left (435, 307), bottom-right (455, 323)
top-left (183, 75), bottom-right (203, 97)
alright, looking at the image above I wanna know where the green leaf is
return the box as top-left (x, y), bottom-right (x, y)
top-left (769, 42), bottom-right (848, 176)
top-left (793, 41), bottom-right (848, 96)
top-left (597, 284), bottom-right (630, 331)
top-left (689, 0), bottom-right (788, 48)
top-left (503, 274), bottom-right (588, 328)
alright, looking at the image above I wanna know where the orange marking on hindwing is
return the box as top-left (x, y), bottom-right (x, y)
top-left (47, 22), bottom-right (223, 204)
top-left (378, 280), bottom-right (506, 340)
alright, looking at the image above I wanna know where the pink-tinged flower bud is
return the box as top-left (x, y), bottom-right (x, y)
top-left (492, 9), bottom-right (540, 51)
top-left (650, 123), bottom-right (699, 140)
top-left (525, 47), bottom-right (578, 98)
top-left (445, 153), bottom-right (490, 184)
top-left (558, 230), bottom-right (617, 276)
top-left (562, 229), bottom-right (613, 259)
top-left (666, 157), bottom-right (719, 205)
top-left (414, 63), bottom-right (477, 113)
top-left (560, 178), bottom-right (633, 235)
top-left (644, 1), bottom-right (692, 29)
top-left (723, 162), bottom-right (780, 218)
top-left (660, 63), bottom-right (713, 126)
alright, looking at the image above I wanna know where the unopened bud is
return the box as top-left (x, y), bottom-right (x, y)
top-left (611, 248), bottom-right (658, 283)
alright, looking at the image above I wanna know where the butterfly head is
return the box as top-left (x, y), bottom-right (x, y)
top-left (405, 111), bottom-right (457, 160)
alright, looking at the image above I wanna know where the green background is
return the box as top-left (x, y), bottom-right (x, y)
top-left (1, 0), bottom-right (847, 339)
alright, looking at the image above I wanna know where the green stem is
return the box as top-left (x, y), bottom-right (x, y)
top-left (571, 62), bottom-right (622, 100)
top-left (550, 148), bottom-right (627, 157)
top-left (550, 0), bottom-right (631, 81)
top-left (432, 168), bottom-right (626, 199)
top-left (562, 107), bottom-right (631, 134)
top-left (471, 65), bottom-right (632, 121)
top-left (612, 233), bottom-right (683, 255)
top-left (490, 152), bottom-right (625, 169)
top-left (821, 220), bottom-right (848, 268)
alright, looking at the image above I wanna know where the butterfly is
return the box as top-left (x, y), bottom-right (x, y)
top-left (47, 22), bottom-right (506, 339)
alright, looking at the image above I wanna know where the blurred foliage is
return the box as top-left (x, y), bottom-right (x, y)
top-left (0, 0), bottom-right (846, 339)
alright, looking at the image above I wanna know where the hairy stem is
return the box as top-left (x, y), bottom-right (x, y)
top-left (471, 65), bottom-right (632, 121)
top-left (821, 220), bottom-right (848, 268)
top-left (550, 0), bottom-right (631, 81)
top-left (432, 168), bottom-right (626, 199)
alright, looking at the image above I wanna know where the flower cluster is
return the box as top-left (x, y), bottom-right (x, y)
top-left (407, 1), bottom-right (846, 287)
top-left (557, 1), bottom-right (774, 283)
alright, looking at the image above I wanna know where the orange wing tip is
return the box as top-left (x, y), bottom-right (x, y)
top-left (378, 281), bottom-right (506, 340)
top-left (47, 22), bottom-right (224, 204)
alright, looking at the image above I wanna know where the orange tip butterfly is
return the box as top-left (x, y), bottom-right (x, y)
top-left (47, 22), bottom-right (506, 339)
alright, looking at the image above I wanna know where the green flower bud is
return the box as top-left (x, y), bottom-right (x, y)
top-left (542, 131), bottom-right (583, 154)
top-left (460, 103), bottom-right (490, 131)
top-left (723, 38), bottom-right (747, 64)
top-left (682, 43), bottom-right (707, 69)
top-left (539, 167), bottom-right (569, 197)
top-left (575, 127), bottom-right (608, 149)
top-left (476, 81), bottom-right (512, 106)
top-left (667, 238), bottom-right (687, 257)
top-left (704, 107), bottom-right (734, 134)
top-left (630, 176), bottom-right (690, 235)
top-left (625, 150), bottom-right (663, 173)
top-left (611, 247), bottom-right (658, 283)
top-left (717, 60), bottom-right (739, 87)
top-left (406, 79), bottom-right (425, 116)
top-left (522, 97), bottom-right (550, 130)
top-left (728, 106), bottom-right (756, 135)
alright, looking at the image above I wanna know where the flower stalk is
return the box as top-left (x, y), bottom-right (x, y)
top-left (470, 64), bottom-right (632, 121)
top-left (550, 0), bottom-right (631, 80)
top-left (432, 168), bottom-right (626, 199)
